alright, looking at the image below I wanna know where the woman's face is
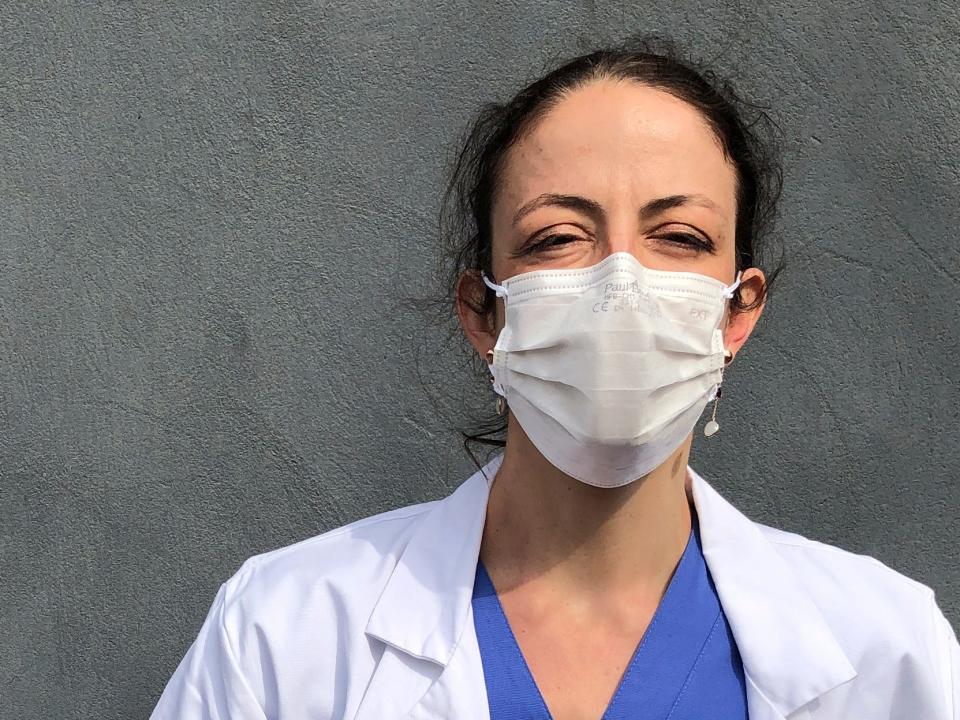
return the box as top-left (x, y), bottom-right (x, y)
top-left (460, 77), bottom-right (765, 358)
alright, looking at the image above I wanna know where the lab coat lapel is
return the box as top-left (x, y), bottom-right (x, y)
top-left (744, 674), bottom-right (790, 720)
top-left (687, 466), bottom-right (858, 719)
top-left (356, 455), bottom-right (501, 720)
top-left (405, 622), bottom-right (489, 720)
top-left (352, 645), bottom-right (442, 720)
top-left (353, 642), bottom-right (490, 720)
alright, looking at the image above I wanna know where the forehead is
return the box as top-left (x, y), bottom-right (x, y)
top-left (495, 79), bottom-right (737, 222)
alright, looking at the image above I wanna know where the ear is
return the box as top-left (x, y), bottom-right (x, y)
top-left (722, 267), bottom-right (766, 361)
top-left (455, 269), bottom-right (500, 359)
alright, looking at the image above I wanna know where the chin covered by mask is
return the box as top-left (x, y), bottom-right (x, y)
top-left (482, 252), bottom-right (741, 489)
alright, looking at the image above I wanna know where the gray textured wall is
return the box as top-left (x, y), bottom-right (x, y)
top-left (1, 1), bottom-right (957, 718)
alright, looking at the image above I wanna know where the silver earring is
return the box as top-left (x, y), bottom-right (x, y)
top-left (704, 350), bottom-right (733, 438)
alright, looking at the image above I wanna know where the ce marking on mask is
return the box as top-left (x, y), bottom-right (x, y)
top-left (592, 280), bottom-right (663, 319)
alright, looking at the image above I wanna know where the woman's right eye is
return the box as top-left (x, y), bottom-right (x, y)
top-left (526, 234), bottom-right (582, 253)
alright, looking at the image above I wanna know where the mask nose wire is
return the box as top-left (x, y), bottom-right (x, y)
top-left (481, 271), bottom-right (509, 298)
top-left (484, 268), bottom-right (741, 299)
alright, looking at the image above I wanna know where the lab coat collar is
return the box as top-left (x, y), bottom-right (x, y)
top-left (364, 454), bottom-right (496, 665)
top-left (365, 453), bottom-right (857, 718)
top-left (684, 464), bottom-right (857, 716)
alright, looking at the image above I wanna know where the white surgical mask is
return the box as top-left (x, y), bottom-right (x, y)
top-left (482, 252), bottom-right (742, 488)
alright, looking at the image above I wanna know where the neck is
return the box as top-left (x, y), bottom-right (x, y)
top-left (480, 415), bottom-right (694, 598)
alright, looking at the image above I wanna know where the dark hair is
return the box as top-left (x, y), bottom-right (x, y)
top-left (436, 33), bottom-right (785, 462)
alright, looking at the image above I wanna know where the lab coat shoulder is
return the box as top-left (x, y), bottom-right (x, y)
top-left (231, 497), bottom-right (437, 601)
top-left (151, 498), bottom-right (439, 720)
top-left (753, 521), bottom-right (959, 717)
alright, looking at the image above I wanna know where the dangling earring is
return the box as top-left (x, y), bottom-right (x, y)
top-left (704, 349), bottom-right (734, 437)
top-left (485, 349), bottom-right (507, 416)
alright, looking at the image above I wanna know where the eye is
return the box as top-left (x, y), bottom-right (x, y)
top-left (654, 232), bottom-right (715, 252)
top-left (521, 233), bottom-right (584, 255)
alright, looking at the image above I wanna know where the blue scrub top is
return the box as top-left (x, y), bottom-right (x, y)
top-left (471, 504), bottom-right (748, 719)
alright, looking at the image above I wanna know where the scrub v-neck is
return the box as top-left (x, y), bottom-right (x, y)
top-left (470, 504), bottom-right (748, 719)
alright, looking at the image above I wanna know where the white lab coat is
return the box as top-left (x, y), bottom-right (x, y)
top-left (151, 454), bottom-right (959, 719)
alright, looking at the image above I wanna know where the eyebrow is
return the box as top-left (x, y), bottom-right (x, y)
top-left (512, 193), bottom-right (721, 227)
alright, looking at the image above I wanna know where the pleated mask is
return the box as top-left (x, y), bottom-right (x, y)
top-left (482, 252), bottom-right (742, 488)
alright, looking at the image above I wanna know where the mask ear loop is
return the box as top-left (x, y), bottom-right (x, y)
top-left (706, 270), bottom-right (742, 437)
top-left (481, 271), bottom-right (508, 298)
top-left (480, 271), bottom-right (509, 414)
top-left (721, 270), bottom-right (743, 299)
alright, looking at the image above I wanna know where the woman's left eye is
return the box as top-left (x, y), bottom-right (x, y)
top-left (656, 232), bottom-right (714, 252)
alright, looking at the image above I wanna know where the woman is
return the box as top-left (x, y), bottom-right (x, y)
top-left (151, 37), bottom-right (959, 719)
